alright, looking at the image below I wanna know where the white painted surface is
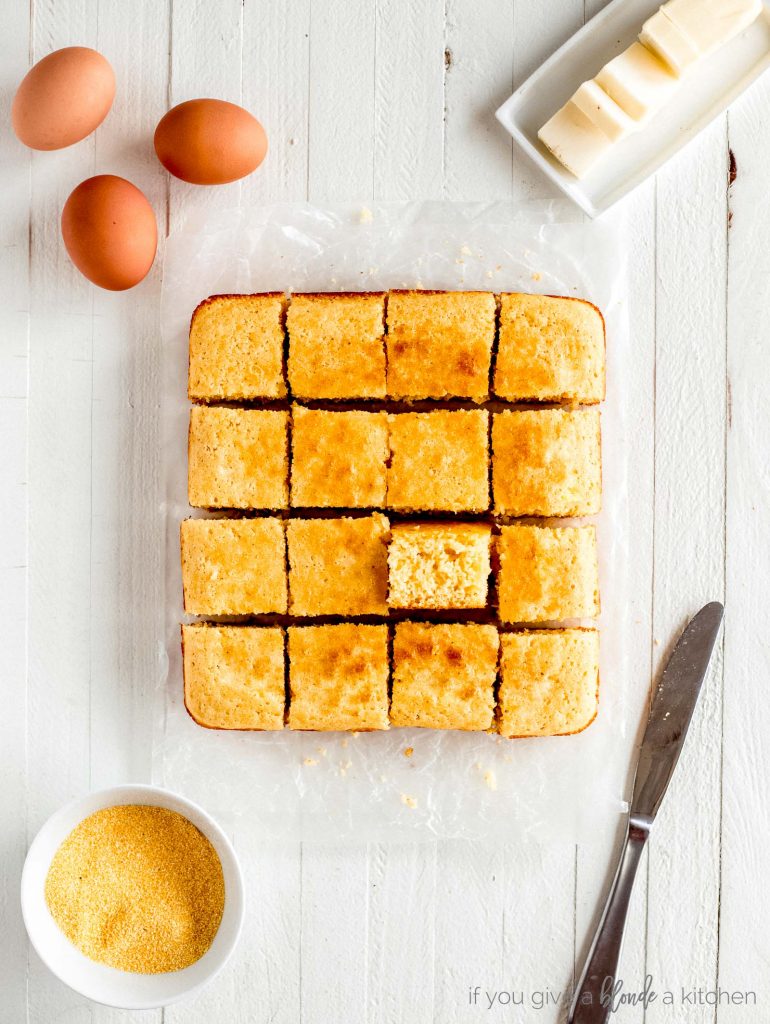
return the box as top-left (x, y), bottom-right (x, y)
top-left (1, 1), bottom-right (767, 1022)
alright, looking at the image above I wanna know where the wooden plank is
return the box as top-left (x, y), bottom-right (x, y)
top-left (644, 122), bottom-right (728, 1022)
top-left (0, 8), bottom-right (31, 1020)
top-left (168, 0), bottom-right (245, 229)
top-left (306, 0), bottom-right (377, 201)
top-left (717, 85), bottom-right (770, 1022)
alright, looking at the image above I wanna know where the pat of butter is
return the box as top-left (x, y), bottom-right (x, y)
top-left (537, 101), bottom-right (614, 179)
top-left (640, 10), bottom-right (700, 76)
top-left (572, 80), bottom-right (636, 141)
top-left (662, 0), bottom-right (762, 56)
top-left (596, 41), bottom-right (678, 121)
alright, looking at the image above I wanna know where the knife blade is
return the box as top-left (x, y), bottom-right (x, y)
top-left (568, 601), bottom-right (724, 1024)
top-left (631, 600), bottom-right (724, 822)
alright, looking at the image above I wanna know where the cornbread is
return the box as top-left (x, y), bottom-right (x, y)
top-left (388, 522), bottom-right (491, 609)
top-left (492, 408), bottom-right (601, 517)
top-left (287, 292), bottom-right (386, 399)
top-left (44, 805), bottom-right (225, 973)
top-left (290, 406), bottom-right (388, 508)
top-left (497, 524), bottom-right (600, 623)
top-left (386, 290), bottom-right (495, 400)
top-left (188, 406), bottom-right (289, 509)
top-left (497, 629), bottom-right (599, 737)
top-left (182, 623), bottom-right (285, 730)
top-left (387, 410), bottom-right (490, 512)
top-left (288, 623), bottom-right (389, 730)
top-left (181, 517), bottom-right (287, 615)
top-left (287, 514), bottom-right (389, 615)
top-left (494, 293), bottom-right (605, 403)
top-left (188, 293), bottom-right (286, 401)
top-left (390, 623), bottom-right (498, 730)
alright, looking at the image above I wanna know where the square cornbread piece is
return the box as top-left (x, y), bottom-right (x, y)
top-left (290, 406), bottom-right (388, 508)
top-left (188, 294), bottom-right (286, 401)
top-left (390, 623), bottom-right (498, 730)
top-left (497, 524), bottom-right (599, 623)
top-left (494, 294), bottom-right (605, 403)
top-left (287, 292), bottom-right (386, 399)
top-left (388, 523), bottom-right (491, 609)
top-left (288, 624), bottom-right (389, 731)
top-left (492, 408), bottom-right (601, 517)
top-left (387, 410), bottom-right (489, 512)
top-left (287, 514), bottom-right (389, 615)
top-left (497, 629), bottom-right (599, 737)
top-left (188, 407), bottom-right (289, 510)
top-left (182, 624), bottom-right (285, 730)
top-left (181, 518), bottom-right (287, 615)
top-left (386, 290), bottom-right (495, 400)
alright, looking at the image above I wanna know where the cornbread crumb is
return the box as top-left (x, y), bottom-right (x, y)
top-left (303, 758), bottom-right (318, 767)
top-left (403, 747), bottom-right (414, 758)
top-left (287, 292), bottom-right (386, 398)
top-left (494, 293), bottom-right (605, 403)
top-left (492, 408), bottom-right (601, 517)
top-left (388, 410), bottom-right (489, 512)
top-left (44, 806), bottom-right (224, 974)
top-left (288, 624), bottom-right (389, 730)
top-left (483, 770), bottom-right (497, 791)
top-left (181, 517), bottom-right (287, 615)
top-left (401, 794), bottom-right (418, 809)
top-left (287, 515), bottom-right (389, 615)
top-left (188, 294), bottom-right (286, 401)
top-left (386, 290), bottom-right (495, 400)
top-left (497, 629), bottom-right (599, 738)
top-left (497, 524), bottom-right (599, 623)
top-left (188, 406), bottom-right (288, 510)
top-left (182, 624), bottom-right (284, 730)
top-left (390, 622), bottom-right (498, 730)
top-left (291, 406), bottom-right (388, 508)
top-left (388, 522), bottom-right (491, 609)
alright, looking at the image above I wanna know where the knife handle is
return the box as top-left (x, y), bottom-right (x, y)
top-left (568, 815), bottom-right (650, 1024)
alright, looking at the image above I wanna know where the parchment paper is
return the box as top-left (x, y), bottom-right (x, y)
top-left (157, 201), bottom-right (630, 844)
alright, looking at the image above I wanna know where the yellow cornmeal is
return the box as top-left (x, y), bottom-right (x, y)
top-left (44, 805), bottom-right (225, 974)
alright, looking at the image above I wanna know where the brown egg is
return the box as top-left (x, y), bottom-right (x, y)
top-left (61, 175), bottom-right (157, 291)
top-left (154, 99), bottom-right (268, 185)
top-left (12, 46), bottom-right (115, 151)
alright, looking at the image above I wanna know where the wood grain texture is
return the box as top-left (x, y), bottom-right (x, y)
top-left (1, 0), bottom-right (764, 1021)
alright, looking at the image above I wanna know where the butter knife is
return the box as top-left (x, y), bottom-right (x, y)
top-left (568, 601), bottom-right (724, 1024)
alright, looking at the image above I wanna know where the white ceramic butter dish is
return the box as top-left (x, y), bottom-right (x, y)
top-left (496, 0), bottom-right (770, 216)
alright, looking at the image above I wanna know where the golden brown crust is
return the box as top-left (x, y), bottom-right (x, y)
top-left (390, 622), bottom-right (498, 730)
top-left (287, 623), bottom-right (389, 731)
top-left (387, 410), bottom-right (490, 512)
top-left (287, 515), bottom-right (390, 615)
top-left (492, 408), bottom-right (601, 517)
top-left (188, 406), bottom-right (289, 510)
top-left (188, 293), bottom-right (287, 402)
top-left (182, 623), bottom-right (285, 731)
top-left (497, 628), bottom-right (599, 738)
top-left (494, 293), bottom-right (605, 404)
top-left (386, 290), bottom-right (495, 401)
top-left (180, 518), bottom-right (287, 616)
top-left (287, 292), bottom-right (386, 399)
top-left (290, 406), bottom-right (388, 508)
top-left (496, 524), bottom-right (600, 624)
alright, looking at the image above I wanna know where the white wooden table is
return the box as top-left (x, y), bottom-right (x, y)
top-left (2, 1), bottom-right (768, 1021)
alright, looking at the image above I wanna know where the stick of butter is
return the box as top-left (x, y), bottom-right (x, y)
top-left (661, 0), bottom-right (762, 56)
top-left (595, 41), bottom-right (679, 121)
top-left (571, 80), bottom-right (637, 141)
top-left (537, 101), bottom-right (614, 179)
top-left (640, 10), bottom-right (700, 76)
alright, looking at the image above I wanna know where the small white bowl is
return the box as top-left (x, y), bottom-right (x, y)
top-left (21, 783), bottom-right (244, 1010)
